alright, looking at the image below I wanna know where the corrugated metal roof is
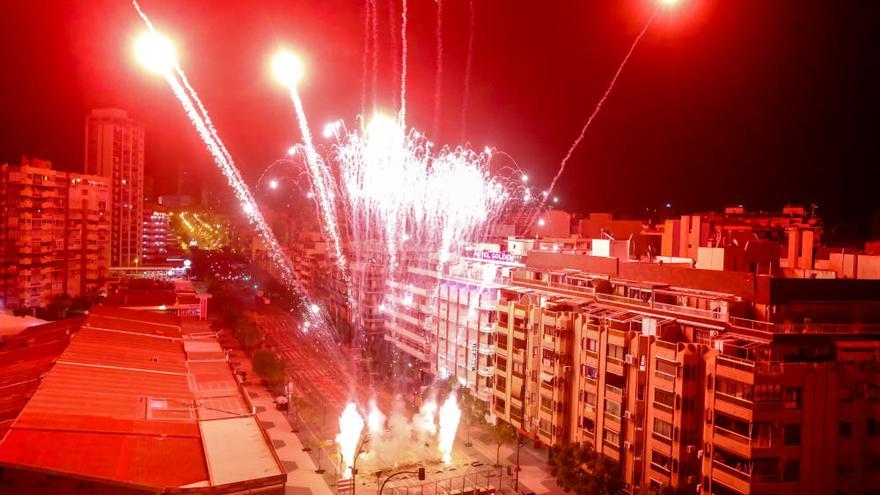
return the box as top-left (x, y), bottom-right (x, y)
top-left (0, 429), bottom-right (209, 488)
top-left (0, 307), bottom-right (284, 491)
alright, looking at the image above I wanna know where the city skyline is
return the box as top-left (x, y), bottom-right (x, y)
top-left (1, 2), bottom-right (879, 495)
top-left (0, 1), bottom-right (878, 233)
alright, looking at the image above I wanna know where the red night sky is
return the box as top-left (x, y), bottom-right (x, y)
top-left (1, 1), bottom-right (878, 237)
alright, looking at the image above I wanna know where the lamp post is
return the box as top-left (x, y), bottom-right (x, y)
top-left (378, 468), bottom-right (426, 495)
top-left (350, 434), bottom-right (369, 495)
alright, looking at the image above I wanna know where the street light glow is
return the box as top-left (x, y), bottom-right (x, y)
top-left (659, 0), bottom-right (680, 5)
top-left (269, 179), bottom-right (279, 190)
top-left (272, 50), bottom-right (304, 87)
top-left (134, 31), bottom-right (176, 74)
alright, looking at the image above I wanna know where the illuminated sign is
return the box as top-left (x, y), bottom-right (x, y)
top-left (476, 251), bottom-right (523, 264)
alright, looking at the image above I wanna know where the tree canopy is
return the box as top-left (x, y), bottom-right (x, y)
top-left (549, 442), bottom-right (624, 495)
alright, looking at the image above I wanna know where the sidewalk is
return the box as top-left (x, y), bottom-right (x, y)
top-left (230, 346), bottom-right (334, 495)
top-left (456, 424), bottom-right (564, 495)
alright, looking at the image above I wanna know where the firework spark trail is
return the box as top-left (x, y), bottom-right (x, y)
top-left (132, 0), bottom-right (301, 294)
top-left (286, 88), bottom-right (349, 275)
top-left (399, 0), bottom-right (408, 125)
top-left (361, 0), bottom-right (372, 115)
top-left (538, 8), bottom-right (659, 217)
top-left (370, 0), bottom-right (379, 111)
top-left (388, 0), bottom-right (400, 110)
top-left (460, 0), bottom-right (475, 141)
top-left (431, 0), bottom-right (444, 136)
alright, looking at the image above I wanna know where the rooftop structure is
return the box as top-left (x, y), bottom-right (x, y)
top-left (0, 306), bottom-right (284, 494)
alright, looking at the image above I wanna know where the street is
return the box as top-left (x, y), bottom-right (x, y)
top-left (253, 307), bottom-right (563, 495)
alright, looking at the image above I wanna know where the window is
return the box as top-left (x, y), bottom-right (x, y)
top-left (654, 389), bottom-right (675, 409)
top-left (784, 424), bottom-right (801, 446)
top-left (784, 387), bottom-right (802, 409)
top-left (755, 384), bottom-right (783, 402)
top-left (605, 399), bottom-right (622, 418)
top-left (716, 377), bottom-right (753, 401)
top-left (840, 421), bottom-right (853, 438)
top-left (653, 418), bottom-right (673, 439)
top-left (586, 338), bottom-right (599, 352)
top-left (581, 364), bottom-right (598, 380)
top-left (496, 376), bottom-right (507, 393)
top-left (868, 418), bottom-right (878, 436)
top-left (655, 358), bottom-right (677, 377)
top-left (603, 428), bottom-right (620, 447)
top-left (582, 417), bottom-right (595, 433)
top-left (607, 343), bottom-right (625, 360)
top-left (584, 391), bottom-right (597, 407)
top-left (651, 450), bottom-right (671, 472)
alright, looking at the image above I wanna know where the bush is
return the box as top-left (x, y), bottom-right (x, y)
top-left (252, 350), bottom-right (286, 390)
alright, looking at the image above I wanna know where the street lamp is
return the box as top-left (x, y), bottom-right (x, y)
top-left (350, 434), bottom-right (370, 495)
top-left (378, 467), bottom-right (426, 495)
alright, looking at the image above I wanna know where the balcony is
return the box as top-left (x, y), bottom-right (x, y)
top-left (477, 366), bottom-right (494, 378)
top-left (478, 344), bottom-right (494, 355)
top-left (713, 425), bottom-right (752, 459)
top-left (717, 355), bottom-right (756, 384)
top-left (606, 383), bottom-right (624, 398)
top-left (715, 392), bottom-right (754, 421)
top-left (712, 460), bottom-right (751, 494)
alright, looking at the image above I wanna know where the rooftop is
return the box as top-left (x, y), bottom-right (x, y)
top-left (0, 306), bottom-right (284, 492)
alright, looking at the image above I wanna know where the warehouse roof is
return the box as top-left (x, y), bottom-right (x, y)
top-left (0, 306), bottom-right (284, 492)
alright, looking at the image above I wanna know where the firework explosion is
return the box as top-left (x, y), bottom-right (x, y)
top-left (336, 394), bottom-right (461, 478)
top-left (130, 0), bottom-right (674, 480)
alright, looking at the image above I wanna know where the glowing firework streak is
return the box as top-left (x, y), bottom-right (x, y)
top-left (460, 0), bottom-right (476, 141)
top-left (370, 0), bottom-right (379, 110)
top-left (399, 0), bottom-right (408, 125)
top-left (541, 8), bottom-right (660, 208)
top-left (431, 0), bottom-right (444, 136)
top-left (275, 53), bottom-right (349, 273)
top-left (131, 1), bottom-right (300, 293)
top-left (437, 394), bottom-right (461, 464)
top-left (361, 0), bottom-right (372, 115)
top-left (336, 402), bottom-right (365, 478)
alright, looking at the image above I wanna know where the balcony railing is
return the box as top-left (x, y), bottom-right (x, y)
top-left (716, 391), bottom-right (753, 409)
top-left (606, 384), bottom-right (624, 396)
top-left (713, 459), bottom-right (751, 481)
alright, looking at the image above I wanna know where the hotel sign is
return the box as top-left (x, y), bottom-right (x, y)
top-left (476, 251), bottom-right (523, 264)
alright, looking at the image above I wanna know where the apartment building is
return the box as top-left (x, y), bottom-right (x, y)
top-left (492, 252), bottom-right (880, 495)
top-left (0, 158), bottom-right (110, 308)
top-left (142, 206), bottom-right (181, 265)
top-left (85, 108), bottom-right (145, 267)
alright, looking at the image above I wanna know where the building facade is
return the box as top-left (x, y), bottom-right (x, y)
top-left (85, 108), bottom-right (145, 267)
top-left (0, 158), bottom-right (110, 308)
top-left (491, 256), bottom-right (880, 495)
